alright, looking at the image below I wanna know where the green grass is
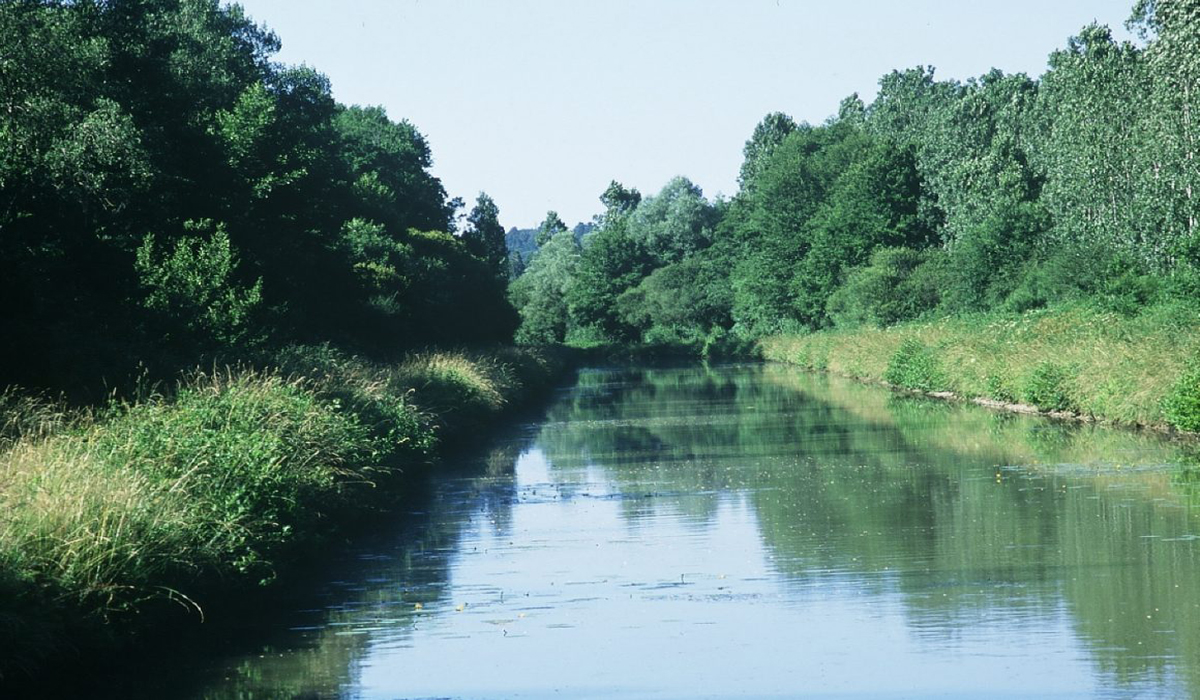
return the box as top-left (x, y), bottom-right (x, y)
top-left (0, 346), bottom-right (563, 681)
top-left (761, 302), bottom-right (1200, 429)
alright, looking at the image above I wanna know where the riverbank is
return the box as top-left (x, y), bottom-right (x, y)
top-left (760, 303), bottom-right (1200, 432)
top-left (0, 346), bottom-right (567, 684)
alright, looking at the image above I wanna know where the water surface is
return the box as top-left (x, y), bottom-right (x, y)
top-left (120, 365), bottom-right (1200, 698)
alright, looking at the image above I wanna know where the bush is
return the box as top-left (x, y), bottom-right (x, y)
top-left (1164, 363), bottom-right (1200, 432)
top-left (827, 247), bottom-right (944, 329)
top-left (1022, 362), bottom-right (1074, 412)
top-left (884, 338), bottom-right (947, 392)
top-left (984, 373), bottom-right (1017, 403)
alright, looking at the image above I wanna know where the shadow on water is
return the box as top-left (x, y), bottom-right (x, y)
top-left (37, 364), bottom-right (1200, 698)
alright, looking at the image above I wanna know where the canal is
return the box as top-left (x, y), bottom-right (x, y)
top-left (102, 364), bottom-right (1200, 698)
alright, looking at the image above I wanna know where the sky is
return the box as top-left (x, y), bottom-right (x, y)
top-left (229, 0), bottom-right (1138, 230)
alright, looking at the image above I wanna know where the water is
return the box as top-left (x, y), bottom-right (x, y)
top-left (108, 365), bottom-right (1200, 698)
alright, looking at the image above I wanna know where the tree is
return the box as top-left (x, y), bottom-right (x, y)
top-left (1129, 0), bottom-right (1200, 265)
top-left (599, 180), bottom-right (642, 219)
top-left (334, 104), bottom-right (454, 234)
top-left (626, 176), bottom-right (718, 266)
top-left (738, 111), bottom-right (797, 191)
top-left (535, 210), bottom-right (568, 247)
top-left (135, 220), bottom-right (264, 350)
top-left (509, 230), bottom-right (581, 343)
top-left (1035, 25), bottom-right (1152, 264)
top-left (617, 252), bottom-right (733, 343)
top-left (463, 192), bottom-right (508, 279)
top-left (567, 218), bottom-right (651, 341)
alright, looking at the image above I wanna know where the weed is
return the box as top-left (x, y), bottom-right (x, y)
top-left (884, 339), bottom-right (947, 392)
top-left (1022, 362), bottom-right (1075, 412)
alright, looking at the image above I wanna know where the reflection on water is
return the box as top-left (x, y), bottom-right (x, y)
top-left (118, 365), bottom-right (1200, 698)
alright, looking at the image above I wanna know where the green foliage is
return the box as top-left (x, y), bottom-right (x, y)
top-left (1164, 361), bottom-right (1200, 432)
top-left (942, 200), bottom-right (1051, 313)
top-left (510, 231), bottom-right (581, 344)
top-left (984, 374), bottom-right (1017, 402)
top-left (535, 210), bottom-right (568, 247)
top-left (884, 339), bottom-right (947, 392)
top-left (827, 247), bottom-right (946, 327)
top-left (739, 111), bottom-right (798, 190)
top-left (617, 254), bottom-right (732, 342)
top-left (566, 218), bottom-right (652, 341)
top-left (626, 176), bottom-right (718, 266)
top-left (0, 1), bottom-right (494, 390)
top-left (1022, 362), bottom-right (1075, 412)
top-left (463, 192), bottom-right (509, 280)
top-left (135, 221), bottom-right (264, 350)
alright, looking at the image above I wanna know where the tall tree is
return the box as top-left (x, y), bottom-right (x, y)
top-left (626, 176), bottom-right (718, 266)
top-left (738, 111), bottom-right (797, 191)
top-left (1129, 0), bottom-right (1200, 265)
top-left (535, 210), bottom-right (568, 247)
top-left (1035, 24), bottom-right (1152, 263)
top-left (463, 192), bottom-right (508, 279)
top-left (509, 230), bottom-right (580, 343)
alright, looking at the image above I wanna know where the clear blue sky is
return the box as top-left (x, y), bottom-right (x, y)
top-left (229, 0), bottom-right (1138, 230)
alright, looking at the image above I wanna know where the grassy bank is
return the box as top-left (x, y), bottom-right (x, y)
top-left (0, 346), bottom-right (565, 682)
top-left (760, 303), bottom-right (1200, 431)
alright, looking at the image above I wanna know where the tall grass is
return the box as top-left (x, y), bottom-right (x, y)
top-left (0, 346), bottom-right (563, 681)
top-left (761, 302), bottom-right (1200, 429)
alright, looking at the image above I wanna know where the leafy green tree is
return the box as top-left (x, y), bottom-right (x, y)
top-left (793, 134), bottom-right (932, 324)
top-left (1129, 0), bottom-right (1200, 266)
top-left (1034, 25), bottom-right (1150, 263)
top-left (598, 180), bottom-right (642, 219)
top-left (626, 176), bottom-right (718, 266)
top-left (135, 220), bottom-right (264, 350)
top-left (566, 219), bottom-right (652, 341)
top-left (334, 105), bottom-right (454, 234)
top-left (729, 124), bottom-right (835, 335)
top-left (738, 112), bottom-right (797, 191)
top-left (826, 247), bottom-right (947, 328)
top-left (510, 231), bottom-right (581, 344)
top-left (535, 210), bottom-right (568, 247)
top-left (616, 252), bottom-right (733, 343)
top-left (462, 192), bottom-right (508, 279)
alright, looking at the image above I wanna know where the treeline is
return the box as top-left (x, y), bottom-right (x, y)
top-left (509, 1), bottom-right (1200, 350)
top-left (1, 0), bottom-right (515, 392)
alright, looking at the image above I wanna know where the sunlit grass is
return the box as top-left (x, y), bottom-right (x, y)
top-left (761, 303), bottom-right (1200, 428)
top-left (0, 345), bottom-right (563, 680)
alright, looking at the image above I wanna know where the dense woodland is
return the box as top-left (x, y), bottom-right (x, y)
top-left (2, 0), bottom-right (1199, 391)
top-left (1, 0), bottom-right (515, 391)
top-left (509, 0), bottom-right (1200, 352)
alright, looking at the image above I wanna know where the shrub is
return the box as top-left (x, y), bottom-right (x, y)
top-left (826, 247), bottom-right (944, 329)
top-left (1022, 362), bottom-right (1074, 412)
top-left (1164, 363), bottom-right (1200, 432)
top-left (394, 352), bottom-right (510, 428)
top-left (984, 374), bottom-right (1016, 403)
top-left (884, 338), bottom-right (947, 392)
